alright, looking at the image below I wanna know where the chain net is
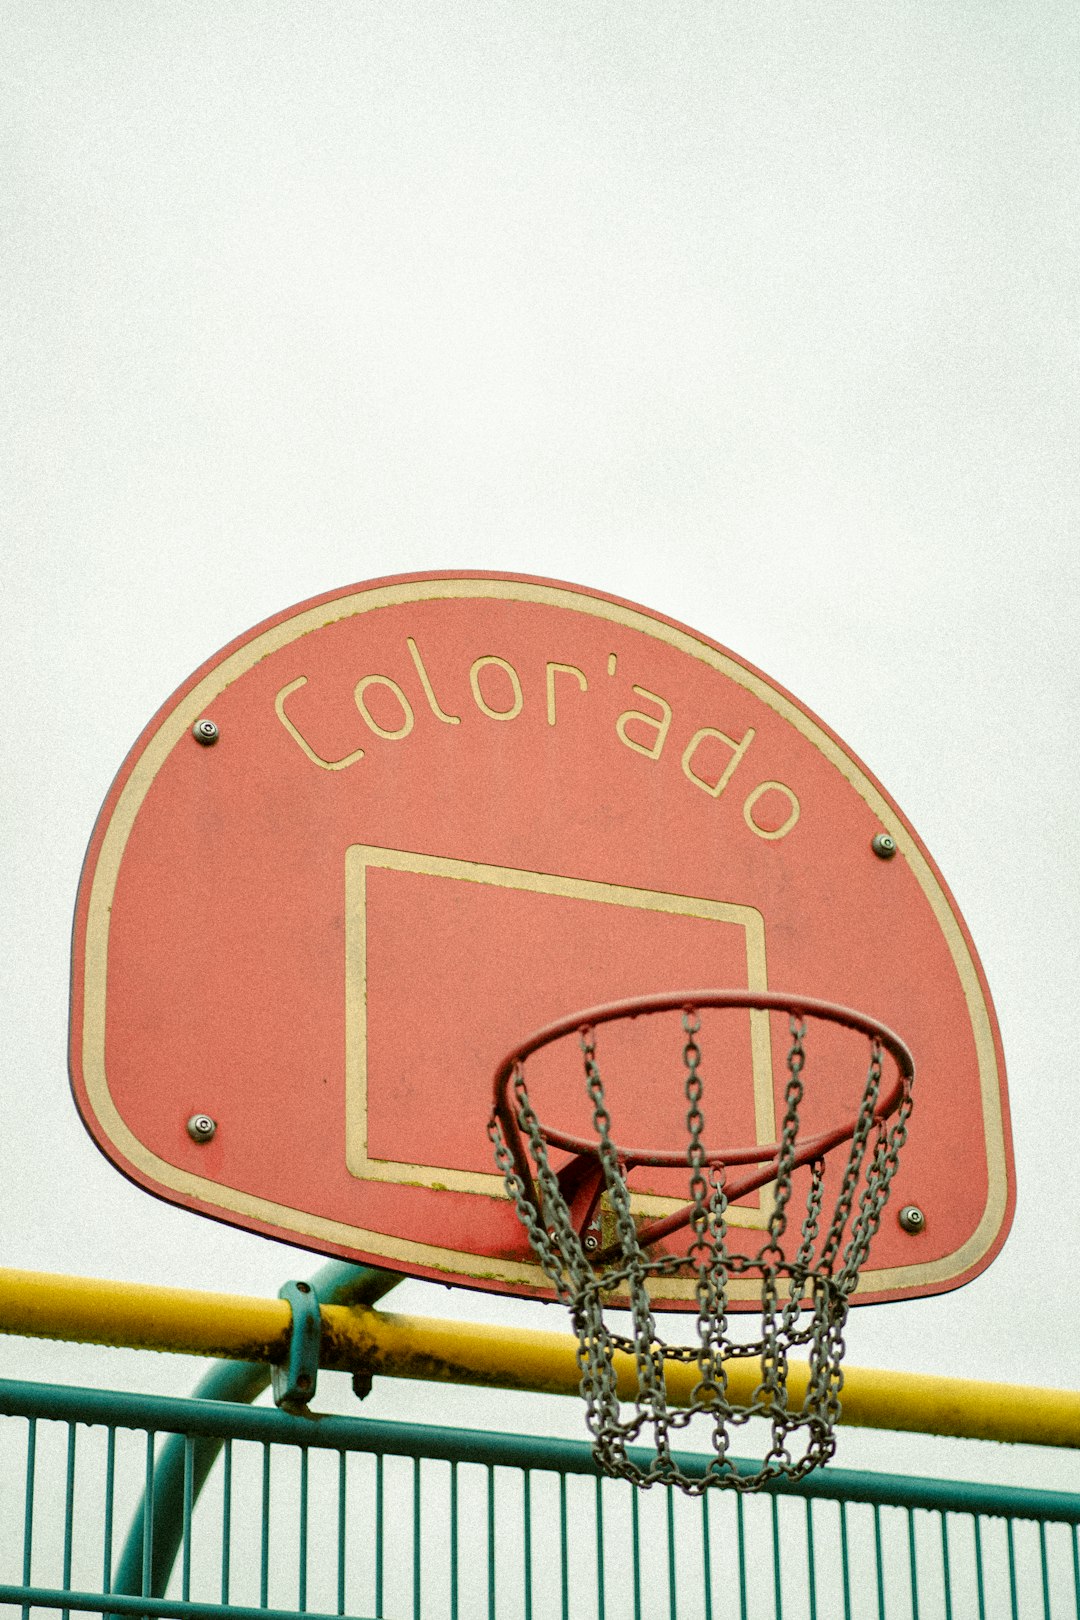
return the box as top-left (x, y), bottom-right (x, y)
top-left (489, 1005), bottom-right (913, 1493)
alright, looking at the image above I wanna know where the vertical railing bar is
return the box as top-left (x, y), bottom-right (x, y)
top-left (21, 1416), bottom-right (37, 1620)
top-left (260, 1442), bottom-right (271, 1610)
top-left (563, 1477), bottom-right (569, 1613)
top-left (666, 1485), bottom-right (677, 1620)
top-left (908, 1507), bottom-right (920, 1620)
top-left (1071, 1523), bottom-right (1079, 1620)
top-left (973, 1515), bottom-right (986, 1620)
top-left (839, 1502), bottom-right (852, 1620)
top-left (559, 1472), bottom-right (569, 1620)
top-left (375, 1454), bottom-right (384, 1620)
top-left (771, 1494), bottom-right (783, 1619)
top-left (488, 1465), bottom-right (496, 1620)
top-left (142, 1432), bottom-right (155, 1602)
top-left (805, 1499), bottom-right (817, 1620)
top-left (450, 1462), bottom-right (460, 1620)
top-left (336, 1451), bottom-right (346, 1619)
top-left (413, 1458), bottom-right (421, 1620)
top-left (522, 1470), bottom-right (532, 1620)
top-left (298, 1446), bottom-right (309, 1615)
top-left (736, 1494), bottom-right (747, 1620)
top-left (220, 1439), bottom-right (232, 1606)
top-left (632, 1486), bottom-right (642, 1620)
top-left (1007, 1519), bottom-right (1019, 1620)
top-left (1039, 1521), bottom-right (1052, 1620)
top-left (939, 1512), bottom-right (952, 1620)
top-left (701, 1490), bottom-right (712, 1620)
top-left (62, 1421), bottom-right (77, 1620)
top-left (873, 1503), bottom-right (885, 1620)
top-left (102, 1427), bottom-right (116, 1598)
top-left (182, 1435), bottom-right (194, 1603)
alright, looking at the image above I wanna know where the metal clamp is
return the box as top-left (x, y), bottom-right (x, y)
top-left (272, 1281), bottom-right (322, 1410)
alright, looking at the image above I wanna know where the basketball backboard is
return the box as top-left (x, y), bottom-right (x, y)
top-left (69, 572), bottom-right (1014, 1309)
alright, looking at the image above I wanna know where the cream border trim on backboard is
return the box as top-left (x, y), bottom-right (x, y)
top-left (343, 844), bottom-right (774, 1229)
top-left (79, 576), bottom-right (1009, 1302)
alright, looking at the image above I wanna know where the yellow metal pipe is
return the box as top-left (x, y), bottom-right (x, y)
top-left (0, 1267), bottom-right (293, 1362)
top-left (327, 1305), bottom-right (1080, 1449)
top-left (2, 1266), bottom-right (1077, 1450)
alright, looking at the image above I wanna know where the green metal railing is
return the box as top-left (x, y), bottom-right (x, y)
top-left (4, 1376), bottom-right (1080, 1620)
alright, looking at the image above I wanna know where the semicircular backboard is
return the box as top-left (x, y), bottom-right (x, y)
top-left (70, 572), bottom-right (1014, 1309)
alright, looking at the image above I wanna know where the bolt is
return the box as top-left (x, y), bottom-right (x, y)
top-left (193, 718), bottom-right (219, 746)
top-left (898, 1204), bottom-right (925, 1234)
top-left (583, 1234), bottom-right (600, 1253)
top-left (872, 832), bottom-right (897, 860)
top-left (187, 1113), bottom-right (216, 1143)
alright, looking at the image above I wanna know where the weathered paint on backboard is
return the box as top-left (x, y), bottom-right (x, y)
top-left (69, 573), bottom-right (1014, 1307)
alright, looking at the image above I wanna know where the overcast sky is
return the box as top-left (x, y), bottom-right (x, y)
top-left (2, 3), bottom-right (1078, 1494)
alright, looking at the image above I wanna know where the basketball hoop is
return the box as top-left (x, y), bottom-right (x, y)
top-left (489, 990), bottom-right (915, 1493)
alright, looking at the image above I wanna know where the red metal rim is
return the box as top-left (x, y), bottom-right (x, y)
top-left (491, 988), bottom-right (914, 1174)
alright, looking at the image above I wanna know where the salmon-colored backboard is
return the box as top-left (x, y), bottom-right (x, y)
top-left (69, 573), bottom-right (1014, 1309)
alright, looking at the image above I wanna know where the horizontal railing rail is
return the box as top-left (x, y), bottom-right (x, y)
top-left (3, 1377), bottom-right (1080, 1522)
top-left (0, 1586), bottom-right (373, 1620)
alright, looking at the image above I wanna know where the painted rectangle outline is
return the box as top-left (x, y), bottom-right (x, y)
top-left (344, 844), bottom-right (776, 1228)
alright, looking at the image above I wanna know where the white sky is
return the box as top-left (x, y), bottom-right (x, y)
top-left (2, 3), bottom-right (1078, 1494)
